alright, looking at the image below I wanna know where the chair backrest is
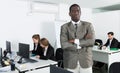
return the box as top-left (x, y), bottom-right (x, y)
top-left (0, 48), bottom-right (2, 66)
top-left (55, 48), bottom-right (64, 68)
top-left (55, 48), bottom-right (63, 61)
top-left (109, 62), bottom-right (120, 73)
top-left (117, 42), bottom-right (120, 49)
top-left (50, 65), bottom-right (73, 73)
top-left (94, 39), bottom-right (103, 46)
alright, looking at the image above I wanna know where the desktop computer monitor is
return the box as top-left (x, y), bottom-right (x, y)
top-left (6, 41), bottom-right (11, 54)
top-left (18, 43), bottom-right (29, 59)
top-left (18, 43), bottom-right (37, 64)
top-left (0, 48), bottom-right (2, 65)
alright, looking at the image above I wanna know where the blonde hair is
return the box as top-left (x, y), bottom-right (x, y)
top-left (40, 38), bottom-right (49, 46)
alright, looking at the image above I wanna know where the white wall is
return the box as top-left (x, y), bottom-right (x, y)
top-left (0, 0), bottom-right (56, 51)
top-left (92, 10), bottom-right (120, 44)
top-left (0, 0), bottom-right (95, 51)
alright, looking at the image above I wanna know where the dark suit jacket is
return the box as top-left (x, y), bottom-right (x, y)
top-left (104, 38), bottom-right (119, 48)
top-left (40, 44), bottom-right (54, 60)
top-left (32, 43), bottom-right (43, 55)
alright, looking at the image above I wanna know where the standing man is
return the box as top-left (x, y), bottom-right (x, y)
top-left (60, 4), bottom-right (95, 73)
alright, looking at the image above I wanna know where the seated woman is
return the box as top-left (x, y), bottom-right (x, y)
top-left (31, 34), bottom-right (42, 56)
top-left (36, 38), bottom-right (55, 60)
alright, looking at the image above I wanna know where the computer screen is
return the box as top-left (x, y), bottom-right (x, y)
top-left (18, 43), bottom-right (29, 59)
top-left (0, 48), bottom-right (2, 65)
top-left (6, 41), bottom-right (11, 53)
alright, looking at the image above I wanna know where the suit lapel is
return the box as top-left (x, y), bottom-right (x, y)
top-left (77, 21), bottom-right (85, 33)
top-left (77, 21), bottom-right (82, 32)
top-left (68, 22), bottom-right (76, 32)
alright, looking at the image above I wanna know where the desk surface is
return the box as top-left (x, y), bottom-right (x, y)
top-left (92, 48), bottom-right (120, 54)
top-left (15, 57), bottom-right (57, 72)
top-left (0, 52), bottom-right (57, 73)
top-left (0, 66), bottom-right (18, 73)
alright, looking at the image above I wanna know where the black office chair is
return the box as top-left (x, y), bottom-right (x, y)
top-left (94, 39), bottom-right (103, 49)
top-left (117, 42), bottom-right (120, 49)
top-left (109, 62), bottom-right (120, 73)
top-left (93, 39), bottom-right (105, 71)
top-left (55, 48), bottom-right (64, 68)
top-left (50, 65), bottom-right (73, 73)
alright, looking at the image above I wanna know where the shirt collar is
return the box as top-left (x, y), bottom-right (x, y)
top-left (71, 20), bottom-right (81, 25)
top-left (71, 20), bottom-right (81, 27)
top-left (110, 38), bottom-right (113, 41)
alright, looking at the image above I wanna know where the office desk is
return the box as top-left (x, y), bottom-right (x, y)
top-left (0, 66), bottom-right (18, 73)
top-left (92, 48), bottom-right (120, 69)
top-left (15, 57), bottom-right (57, 73)
top-left (26, 67), bottom-right (49, 73)
top-left (1, 51), bottom-right (57, 73)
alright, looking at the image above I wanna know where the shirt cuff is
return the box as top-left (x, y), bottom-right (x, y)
top-left (74, 39), bottom-right (81, 49)
top-left (74, 39), bottom-right (80, 45)
top-left (77, 45), bottom-right (81, 49)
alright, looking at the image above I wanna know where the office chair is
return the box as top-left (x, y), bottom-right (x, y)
top-left (55, 48), bottom-right (64, 68)
top-left (93, 39), bottom-right (105, 71)
top-left (117, 42), bottom-right (120, 49)
top-left (109, 62), bottom-right (120, 73)
top-left (50, 65), bottom-right (73, 73)
top-left (94, 39), bottom-right (103, 49)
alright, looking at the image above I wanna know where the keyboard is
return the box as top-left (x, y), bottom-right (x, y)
top-left (25, 58), bottom-right (38, 63)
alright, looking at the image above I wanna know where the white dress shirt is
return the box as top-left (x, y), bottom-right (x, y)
top-left (35, 44), bottom-right (38, 50)
top-left (44, 46), bottom-right (48, 56)
top-left (71, 20), bottom-right (81, 28)
top-left (109, 38), bottom-right (113, 47)
top-left (71, 20), bottom-right (81, 49)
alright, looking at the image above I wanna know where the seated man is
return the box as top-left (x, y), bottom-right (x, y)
top-left (36, 38), bottom-right (55, 60)
top-left (95, 32), bottom-right (119, 69)
top-left (102, 32), bottom-right (119, 49)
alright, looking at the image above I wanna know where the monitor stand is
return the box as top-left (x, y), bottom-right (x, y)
top-left (3, 50), bottom-right (7, 58)
top-left (17, 57), bottom-right (27, 64)
top-left (17, 57), bottom-right (23, 64)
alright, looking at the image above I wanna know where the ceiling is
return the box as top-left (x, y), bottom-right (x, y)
top-left (96, 4), bottom-right (120, 10)
top-left (30, 0), bottom-right (120, 8)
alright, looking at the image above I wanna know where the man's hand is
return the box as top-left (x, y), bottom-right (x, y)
top-left (69, 39), bottom-right (75, 43)
top-left (102, 46), bottom-right (106, 50)
top-left (69, 39), bottom-right (81, 49)
top-left (36, 55), bottom-right (40, 59)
